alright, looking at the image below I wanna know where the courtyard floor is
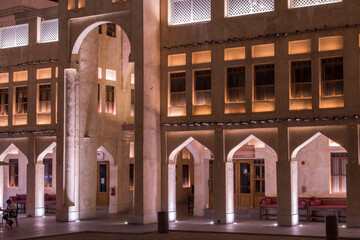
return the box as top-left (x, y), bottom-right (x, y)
top-left (0, 212), bottom-right (359, 240)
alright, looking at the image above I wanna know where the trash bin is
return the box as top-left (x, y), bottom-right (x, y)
top-left (157, 211), bottom-right (169, 233)
top-left (326, 215), bottom-right (338, 240)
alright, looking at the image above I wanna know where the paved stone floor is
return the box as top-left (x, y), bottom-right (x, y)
top-left (0, 212), bottom-right (359, 240)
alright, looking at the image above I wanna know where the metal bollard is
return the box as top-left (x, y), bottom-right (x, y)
top-left (326, 215), bottom-right (338, 240)
top-left (157, 211), bottom-right (169, 233)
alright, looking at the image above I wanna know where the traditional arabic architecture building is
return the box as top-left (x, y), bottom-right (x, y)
top-left (0, 0), bottom-right (360, 228)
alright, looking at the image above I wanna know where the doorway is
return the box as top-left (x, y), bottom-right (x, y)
top-left (234, 159), bottom-right (265, 209)
top-left (96, 161), bottom-right (109, 206)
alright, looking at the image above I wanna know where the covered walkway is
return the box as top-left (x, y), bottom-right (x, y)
top-left (1, 213), bottom-right (360, 240)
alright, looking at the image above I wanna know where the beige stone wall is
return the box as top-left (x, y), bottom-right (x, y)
top-left (297, 134), bottom-right (346, 198)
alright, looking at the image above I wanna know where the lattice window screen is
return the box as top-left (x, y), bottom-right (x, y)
top-left (171, 0), bottom-right (211, 25)
top-left (0, 24), bottom-right (29, 49)
top-left (41, 19), bottom-right (59, 43)
top-left (227, 0), bottom-right (274, 17)
top-left (290, 0), bottom-right (342, 8)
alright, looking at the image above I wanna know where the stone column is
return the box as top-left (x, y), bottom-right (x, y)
top-left (26, 136), bottom-right (45, 217)
top-left (130, 0), bottom-right (161, 224)
top-left (212, 129), bottom-right (234, 224)
top-left (346, 122), bottom-right (360, 227)
top-left (168, 164), bottom-right (176, 221)
top-left (277, 123), bottom-right (298, 226)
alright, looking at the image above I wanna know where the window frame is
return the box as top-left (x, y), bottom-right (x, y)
top-left (321, 57), bottom-right (343, 98)
top-left (38, 84), bottom-right (51, 114)
top-left (105, 85), bottom-right (115, 114)
top-left (169, 0), bottom-right (212, 26)
top-left (254, 64), bottom-right (275, 101)
top-left (330, 152), bottom-right (348, 194)
top-left (226, 66), bottom-right (245, 103)
top-left (0, 88), bottom-right (8, 116)
top-left (15, 86), bottom-right (28, 115)
top-left (169, 71), bottom-right (186, 107)
top-left (193, 69), bottom-right (211, 106)
top-left (290, 60), bottom-right (312, 99)
top-left (9, 159), bottom-right (18, 188)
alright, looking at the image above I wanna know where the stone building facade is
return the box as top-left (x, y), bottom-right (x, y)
top-left (0, 0), bottom-right (360, 229)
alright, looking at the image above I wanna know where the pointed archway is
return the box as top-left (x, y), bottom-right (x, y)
top-left (168, 137), bottom-right (213, 221)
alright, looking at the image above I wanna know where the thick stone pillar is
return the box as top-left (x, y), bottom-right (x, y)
top-left (277, 124), bottom-right (298, 226)
top-left (57, 68), bottom-right (80, 222)
top-left (168, 164), bottom-right (176, 221)
top-left (26, 137), bottom-right (45, 216)
top-left (346, 123), bottom-right (360, 227)
top-left (193, 146), bottom-right (207, 217)
top-left (130, 0), bottom-right (161, 224)
top-left (212, 129), bottom-right (234, 224)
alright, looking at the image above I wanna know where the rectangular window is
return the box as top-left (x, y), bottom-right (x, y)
top-left (0, 24), bottom-right (29, 49)
top-left (321, 57), bottom-right (343, 97)
top-left (290, 0), bottom-right (342, 9)
top-left (44, 158), bottom-right (53, 188)
top-left (182, 164), bottom-right (190, 188)
top-left (291, 61), bottom-right (311, 99)
top-left (9, 159), bottom-right (18, 188)
top-left (106, 23), bottom-right (116, 37)
top-left (105, 86), bottom-right (115, 114)
top-left (227, 0), bottom-right (274, 17)
top-left (254, 64), bottom-right (275, 101)
top-left (40, 19), bottom-right (59, 43)
top-left (15, 87), bottom-right (27, 115)
top-left (170, 0), bottom-right (211, 25)
top-left (227, 67), bottom-right (245, 103)
top-left (331, 153), bottom-right (348, 194)
top-left (38, 85), bottom-right (51, 113)
top-left (0, 73), bottom-right (9, 83)
top-left (98, 84), bottom-right (101, 113)
top-left (129, 163), bottom-right (134, 191)
top-left (194, 70), bottom-right (211, 105)
top-left (170, 72), bottom-right (186, 107)
top-left (0, 88), bottom-right (8, 116)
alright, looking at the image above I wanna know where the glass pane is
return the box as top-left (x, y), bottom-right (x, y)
top-left (240, 163), bottom-right (250, 193)
top-left (333, 176), bottom-right (340, 193)
top-left (99, 164), bottom-right (107, 192)
top-left (196, 92), bottom-right (204, 105)
top-left (341, 176), bottom-right (346, 193)
top-left (255, 180), bottom-right (260, 193)
top-left (255, 166), bottom-right (260, 178)
top-left (266, 86), bottom-right (275, 100)
top-left (204, 91), bottom-right (211, 104)
top-left (302, 83), bottom-right (312, 98)
top-left (341, 159), bottom-right (348, 175)
top-left (334, 81), bottom-right (343, 95)
top-left (332, 159), bottom-right (339, 175)
top-left (256, 87), bottom-right (265, 100)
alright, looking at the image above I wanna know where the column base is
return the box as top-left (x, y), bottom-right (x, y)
top-left (347, 216), bottom-right (360, 228)
top-left (128, 212), bottom-right (157, 224)
top-left (168, 211), bottom-right (176, 222)
top-left (212, 212), bottom-right (234, 224)
top-left (26, 207), bottom-right (45, 217)
top-left (277, 214), bottom-right (299, 226)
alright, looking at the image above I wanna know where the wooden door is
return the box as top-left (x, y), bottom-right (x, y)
top-left (234, 159), bottom-right (265, 209)
top-left (209, 160), bottom-right (214, 208)
top-left (96, 161), bottom-right (109, 206)
top-left (234, 160), bottom-right (252, 209)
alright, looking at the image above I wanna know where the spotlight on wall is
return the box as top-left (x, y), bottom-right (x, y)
top-left (354, 115), bottom-right (359, 119)
top-left (83, 134), bottom-right (90, 140)
top-left (321, 117), bottom-right (328, 121)
top-left (286, 118), bottom-right (292, 122)
top-left (250, 120), bottom-right (257, 124)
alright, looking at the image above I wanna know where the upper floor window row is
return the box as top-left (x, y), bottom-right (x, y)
top-left (0, 19), bottom-right (58, 49)
top-left (170, 0), bottom-right (341, 25)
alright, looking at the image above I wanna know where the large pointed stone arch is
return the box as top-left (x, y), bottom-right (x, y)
top-left (167, 137), bottom-right (213, 221)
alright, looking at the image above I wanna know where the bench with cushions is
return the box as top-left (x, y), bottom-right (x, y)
top-left (44, 194), bottom-right (56, 213)
top-left (260, 197), bottom-right (346, 221)
top-left (9, 194), bottom-right (57, 213)
top-left (309, 198), bottom-right (346, 221)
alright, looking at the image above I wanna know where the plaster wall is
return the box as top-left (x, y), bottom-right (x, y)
top-left (297, 134), bottom-right (346, 198)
